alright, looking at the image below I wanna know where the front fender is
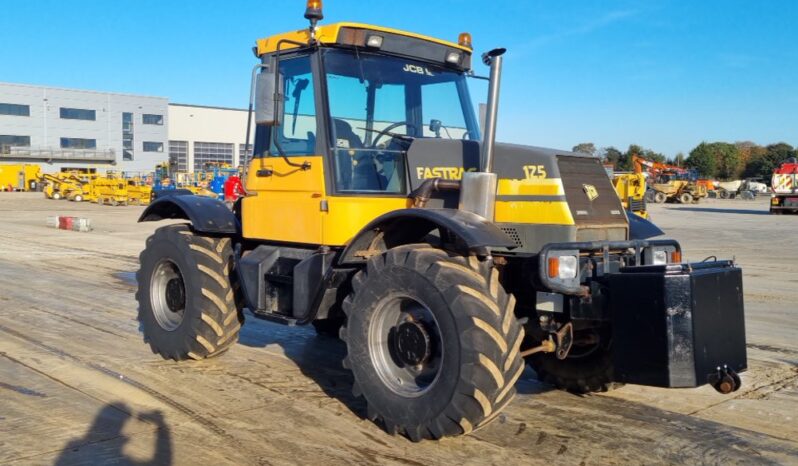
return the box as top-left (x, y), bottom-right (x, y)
top-left (339, 208), bottom-right (515, 265)
top-left (139, 194), bottom-right (239, 235)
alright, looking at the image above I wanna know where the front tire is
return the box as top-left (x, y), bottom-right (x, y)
top-left (526, 331), bottom-right (620, 394)
top-left (679, 192), bottom-right (693, 204)
top-left (653, 192), bottom-right (667, 203)
top-left (136, 224), bottom-right (243, 360)
top-left (341, 245), bottom-right (525, 441)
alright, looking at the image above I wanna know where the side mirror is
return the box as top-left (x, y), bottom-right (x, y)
top-left (254, 71), bottom-right (283, 126)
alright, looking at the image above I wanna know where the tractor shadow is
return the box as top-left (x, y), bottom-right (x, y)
top-left (237, 312), bottom-right (367, 418)
top-left (668, 206), bottom-right (771, 216)
top-left (237, 311), bottom-right (553, 417)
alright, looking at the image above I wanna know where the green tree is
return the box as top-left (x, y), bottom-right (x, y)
top-left (743, 143), bottom-right (795, 179)
top-left (714, 143), bottom-right (742, 179)
top-left (601, 146), bottom-right (623, 167)
top-left (572, 142), bottom-right (597, 157)
top-left (686, 142), bottom-right (719, 178)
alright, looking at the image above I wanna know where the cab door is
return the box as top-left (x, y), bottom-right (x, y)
top-left (242, 54), bottom-right (326, 245)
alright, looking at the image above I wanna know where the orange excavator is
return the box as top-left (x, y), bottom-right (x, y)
top-left (633, 155), bottom-right (708, 204)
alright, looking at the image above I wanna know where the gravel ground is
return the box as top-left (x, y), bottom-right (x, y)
top-left (0, 193), bottom-right (795, 465)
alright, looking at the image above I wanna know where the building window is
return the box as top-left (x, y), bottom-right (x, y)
top-left (0, 103), bottom-right (30, 117)
top-left (143, 141), bottom-right (164, 152)
top-left (123, 112), bottom-right (134, 161)
top-left (239, 144), bottom-right (253, 166)
top-left (169, 140), bottom-right (188, 172)
top-left (0, 135), bottom-right (31, 147)
top-left (142, 114), bottom-right (164, 125)
top-left (59, 107), bottom-right (96, 121)
top-left (60, 137), bottom-right (96, 149)
top-left (194, 142), bottom-right (233, 171)
top-left (0, 135), bottom-right (31, 154)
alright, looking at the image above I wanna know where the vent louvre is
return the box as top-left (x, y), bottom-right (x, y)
top-left (500, 227), bottom-right (523, 247)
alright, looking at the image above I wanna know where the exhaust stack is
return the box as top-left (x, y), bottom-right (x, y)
top-left (459, 48), bottom-right (506, 220)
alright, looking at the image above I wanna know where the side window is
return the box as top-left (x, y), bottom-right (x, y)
top-left (421, 81), bottom-right (470, 139)
top-left (270, 55), bottom-right (317, 156)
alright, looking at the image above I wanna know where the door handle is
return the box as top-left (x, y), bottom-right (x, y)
top-left (257, 168), bottom-right (274, 177)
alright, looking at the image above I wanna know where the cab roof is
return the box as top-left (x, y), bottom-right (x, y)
top-left (255, 22), bottom-right (471, 56)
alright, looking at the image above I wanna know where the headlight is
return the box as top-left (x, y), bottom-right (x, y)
top-left (445, 51), bottom-right (462, 65)
top-left (647, 246), bottom-right (681, 265)
top-left (366, 35), bottom-right (384, 48)
top-left (547, 254), bottom-right (579, 279)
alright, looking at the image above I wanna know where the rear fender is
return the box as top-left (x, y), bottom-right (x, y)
top-left (338, 208), bottom-right (515, 265)
top-left (138, 194), bottom-right (239, 235)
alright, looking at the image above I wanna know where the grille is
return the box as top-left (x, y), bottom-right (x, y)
top-left (629, 198), bottom-right (646, 212)
top-left (500, 227), bottom-right (523, 247)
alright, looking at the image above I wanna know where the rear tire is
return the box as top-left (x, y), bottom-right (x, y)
top-left (653, 192), bottom-right (667, 203)
top-left (52, 192), bottom-right (62, 200)
top-left (136, 224), bottom-right (243, 360)
top-left (341, 244), bottom-right (524, 441)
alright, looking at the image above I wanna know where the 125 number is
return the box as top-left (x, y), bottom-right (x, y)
top-left (523, 165), bottom-right (547, 179)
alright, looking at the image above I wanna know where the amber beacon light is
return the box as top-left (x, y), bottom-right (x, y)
top-left (458, 32), bottom-right (472, 49)
top-left (305, 0), bottom-right (323, 21)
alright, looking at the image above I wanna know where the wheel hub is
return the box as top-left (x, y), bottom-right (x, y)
top-left (391, 320), bottom-right (431, 367)
top-left (150, 259), bottom-right (186, 331)
top-left (165, 277), bottom-right (185, 312)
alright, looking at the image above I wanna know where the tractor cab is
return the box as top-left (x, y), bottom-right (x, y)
top-left (242, 21), bottom-right (482, 245)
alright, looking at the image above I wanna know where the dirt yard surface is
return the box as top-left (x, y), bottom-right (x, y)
top-left (0, 193), bottom-right (796, 465)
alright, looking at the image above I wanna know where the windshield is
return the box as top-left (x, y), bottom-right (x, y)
top-left (323, 48), bottom-right (479, 193)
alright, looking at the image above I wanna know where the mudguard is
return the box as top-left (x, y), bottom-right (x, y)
top-left (138, 194), bottom-right (239, 234)
top-left (339, 208), bottom-right (515, 265)
top-left (627, 211), bottom-right (664, 239)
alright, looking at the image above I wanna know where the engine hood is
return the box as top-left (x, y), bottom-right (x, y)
top-left (405, 138), bottom-right (628, 231)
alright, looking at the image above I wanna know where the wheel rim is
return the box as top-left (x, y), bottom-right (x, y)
top-left (368, 295), bottom-right (443, 397)
top-left (150, 259), bottom-right (186, 331)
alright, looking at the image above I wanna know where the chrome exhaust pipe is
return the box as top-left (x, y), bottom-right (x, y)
top-left (480, 48), bottom-right (505, 173)
top-left (460, 48), bottom-right (506, 220)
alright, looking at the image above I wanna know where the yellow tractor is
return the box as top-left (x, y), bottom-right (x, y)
top-left (611, 172), bottom-right (648, 219)
top-left (135, 3), bottom-right (747, 441)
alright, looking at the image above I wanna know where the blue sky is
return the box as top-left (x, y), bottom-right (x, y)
top-left (1, 0), bottom-right (795, 156)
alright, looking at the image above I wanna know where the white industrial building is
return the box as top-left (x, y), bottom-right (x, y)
top-left (167, 103), bottom-right (250, 173)
top-left (0, 81), bottom-right (251, 174)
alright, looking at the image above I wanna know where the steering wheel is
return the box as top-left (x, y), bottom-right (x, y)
top-left (370, 121), bottom-right (416, 149)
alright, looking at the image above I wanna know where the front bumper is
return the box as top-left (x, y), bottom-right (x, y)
top-left (607, 260), bottom-right (747, 388)
top-left (533, 240), bottom-right (747, 390)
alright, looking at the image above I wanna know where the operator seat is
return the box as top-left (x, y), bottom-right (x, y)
top-left (332, 118), bottom-right (385, 191)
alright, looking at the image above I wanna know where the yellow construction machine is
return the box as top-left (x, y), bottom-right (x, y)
top-left (0, 164), bottom-right (41, 191)
top-left (93, 173), bottom-right (129, 206)
top-left (126, 179), bottom-right (153, 205)
top-left (133, 2), bottom-right (747, 441)
top-left (611, 172), bottom-right (648, 219)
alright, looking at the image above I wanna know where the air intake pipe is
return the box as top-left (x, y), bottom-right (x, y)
top-left (459, 48), bottom-right (506, 220)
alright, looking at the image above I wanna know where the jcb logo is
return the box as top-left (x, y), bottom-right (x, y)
top-left (416, 166), bottom-right (475, 180)
top-left (583, 184), bottom-right (599, 201)
top-left (522, 165), bottom-right (547, 179)
top-left (403, 64), bottom-right (434, 76)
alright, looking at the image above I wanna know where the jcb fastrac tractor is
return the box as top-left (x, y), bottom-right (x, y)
top-left (136, 2), bottom-right (747, 441)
